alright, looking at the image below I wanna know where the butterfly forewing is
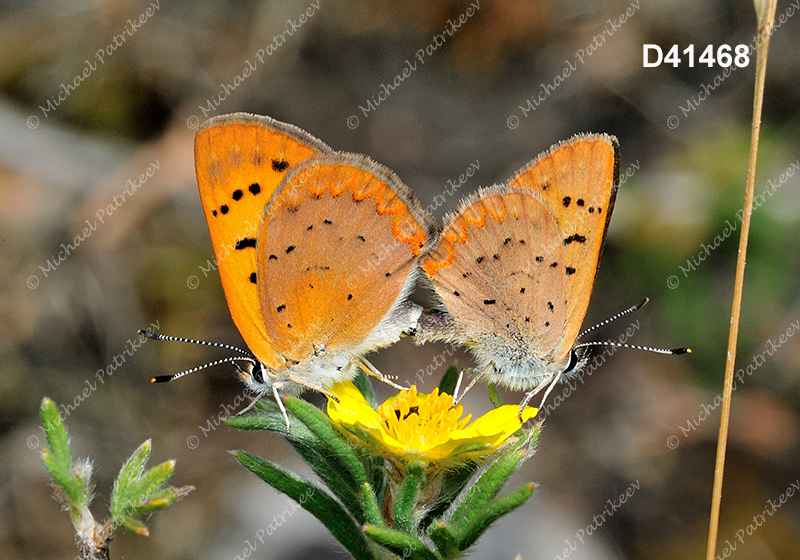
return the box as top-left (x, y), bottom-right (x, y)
top-left (194, 114), bottom-right (330, 369)
top-left (257, 156), bottom-right (430, 362)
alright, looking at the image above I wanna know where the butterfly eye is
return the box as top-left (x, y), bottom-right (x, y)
top-left (252, 363), bottom-right (266, 385)
top-left (564, 349), bottom-right (580, 374)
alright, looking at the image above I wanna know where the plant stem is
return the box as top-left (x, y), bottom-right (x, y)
top-left (705, 2), bottom-right (777, 559)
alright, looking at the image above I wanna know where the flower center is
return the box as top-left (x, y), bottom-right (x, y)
top-left (378, 386), bottom-right (470, 451)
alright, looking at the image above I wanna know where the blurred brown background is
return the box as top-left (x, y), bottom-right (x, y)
top-left (1, 0), bottom-right (799, 558)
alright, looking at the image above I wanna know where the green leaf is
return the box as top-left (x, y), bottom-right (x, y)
top-left (353, 367), bottom-right (379, 410)
top-left (116, 515), bottom-right (150, 536)
top-left (129, 459), bottom-right (174, 504)
top-left (486, 383), bottom-right (504, 407)
top-left (392, 460), bottom-right (426, 533)
top-left (234, 451), bottom-right (376, 560)
top-left (39, 398), bottom-right (86, 508)
top-left (229, 403), bottom-right (365, 522)
top-left (456, 482), bottom-right (535, 550)
top-left (438, 364), bottom-right (460, 397)
top-left (131, 485), bottom-right (194, 514)
top-left (428, 521), bottom-right (459, 558)
top-left (114, 440), bottom-right (152, 500)
top-left (450, 447), bottom-right (524, 532)
top-left (109, 440), bottom-right (192, 534)
top-left (283, 396), bottom-right (367, 485)
top-left (363, 525), bottom-right (438, 560)
top-left (361, 482), bottom-right (385, 527)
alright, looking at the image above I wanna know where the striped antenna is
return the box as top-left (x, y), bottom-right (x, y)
top-left (578, 298), bottom-right (649, 339)
top-left (139, 329), bottom-right (253, 357)
top-left (151, 356), bottom-right (257, 383)
top-left (575, 340), bottom-right (691, 355)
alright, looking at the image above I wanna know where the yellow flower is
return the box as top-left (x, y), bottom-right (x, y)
top-left (326, 381), bottom-right (537, 463)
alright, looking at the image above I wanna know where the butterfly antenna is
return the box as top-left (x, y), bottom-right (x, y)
top-left (139, 329), bottom-right (254, 357)
top-left (151, 356), bottom-right (257, 383)
top-left (574, 340), bottom-right (691, 355)
top-left (577, 298), bottom-right (649, 339)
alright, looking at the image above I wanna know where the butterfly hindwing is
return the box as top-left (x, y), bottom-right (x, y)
top-left (194, 113), bottom-right (330, 369)
top-left (422, 189), bottom-right (567, 360)
top-left (257, 155), bottom-right (431, 363)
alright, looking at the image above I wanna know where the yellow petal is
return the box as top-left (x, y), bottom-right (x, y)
top-left (456, 405), bottom-right (538, 445)
top-left (327, 381), bottom-right (381, 429)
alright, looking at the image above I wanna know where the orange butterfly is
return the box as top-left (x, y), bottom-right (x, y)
top-left (416, 134), bottom-right (688, 413)
top-left (145, 113), bottom-right (431, 424)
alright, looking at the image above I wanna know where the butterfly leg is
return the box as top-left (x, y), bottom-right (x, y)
top-left (454, 362), bottom-right (496, 404)
top-left (517, 368), bottom-right (565, 421)
top-left (286, 374), bottom-right (341, 403)
top-left (357, 358), bottom-right (407, 391)
top-left (272, 385), bottom-right (291, 433)
top-left (237, 387), bottom-right (268, 416)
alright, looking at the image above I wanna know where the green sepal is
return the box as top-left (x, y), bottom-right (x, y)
top-left (363, 525), bottom-right (438, 560)
top-left (39, 397), bottom-right (86, 508)
top-left (353, 367), bottom-right (379, 410)
top-left (486, 383), bottom-right (504, 407)
top-left (438, 364), bottom-right (460, 397)
top-left (456, 482), bottom-right (535, 550)
top-left (428, 520), bottom-right (459, 558)
top-left (450, 447), bottom-right (524, 532)
top-left (418, 461), bottom-right (480, 533)
top-left (228, 401), bottom-right (365, 523)
top-left (284, 396), bottom-right (368, 485)
top-left (392, 460), bottom-right (426, 533)
top-left (361, 482), bottom-right (385, 527)
top-left (234, 450), bottom-right (376, 560)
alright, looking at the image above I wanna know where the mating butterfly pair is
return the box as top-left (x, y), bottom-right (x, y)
top-left (145, 113), bottom-right (683, 423)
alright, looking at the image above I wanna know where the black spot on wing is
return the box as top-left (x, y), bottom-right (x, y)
top-left (564, 234), bottom-right (587, 245)
top-left (269, 254), bottom-right (277, 260)
top-left (535, 256), bottom-right (544, 263)
top-left (276, 304), bottom-right (286, 312)
top-left (565, 266), bottom-right (576, 275)
top-left (520, 288), bottom-right (525, 294)
top-left (347, 294), bottom-right (353, 300)
top-left (493, 254), bottom-right (500, 260)
top-left (235, 238), bottom-right (257, 250)
top-left (249, 272), bottom-right (257, 284)
top-left (232, 189), bottom-right (243, 201)
top-left (212, 209), bottom-right (218, 217)
top-left (286, 245), bottom-right (295, 254)
top-left (547, 301), bottom-right (554, 311)
top-left (272, 159), bottom-right (289, 172)
top-left (323, 219), bottom-right (332, 225)
top-left (577, 198), bottom-right (585, 206)
top-left (550, 262), bottom-right (558, 268)
top-left (503, 237), bottom-right (512, 245)
top-left (476, 256), bottom-right (485, 264)
top-left (249, 183), bottom-right (261, 195)
top-left (483, 299), bottom-right (496, 305)
top-left (562, 196), bottom-right (571, 207)
top-left (357, 235), bottom-right (366, 242)
top-left (454, 291), bottom-right (460, 296)
top-left (220, 205), bottom-right (229, 214)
